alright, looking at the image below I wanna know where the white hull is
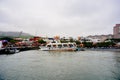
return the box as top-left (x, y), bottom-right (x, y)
top-left (41, 47), bottom-right (76, 51)
top-left (40, 42), bottom-right (77, 51)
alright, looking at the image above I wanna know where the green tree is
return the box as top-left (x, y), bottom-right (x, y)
top-left (10, 40), bottom-right (16, 44)
top-left (75, 40), bottom-right (81, 45)
top-left (69, 38), bottom-right (74, 42)
top-left (38, 39), bottom-right (46, 44)
top-left (60, 39), bottom-right (68, 43)
top-left (0, 37), bottom-right (13, 42)
top-left (96, 42), bottom-right (115, 47)
top-left (82, 42), bottom-right (93, 48)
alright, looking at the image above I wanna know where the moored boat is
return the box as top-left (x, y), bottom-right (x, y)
top-left (40, 42), bottom-right (77, 51)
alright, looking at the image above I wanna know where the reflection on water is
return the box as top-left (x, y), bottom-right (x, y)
top-left (0, 50), bottom-right (120, 80)
top-left (111, 52), bottom-right (120, 80)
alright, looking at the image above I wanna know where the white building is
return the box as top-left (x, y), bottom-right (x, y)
top-left (0, 41), bottom-right (3, 48)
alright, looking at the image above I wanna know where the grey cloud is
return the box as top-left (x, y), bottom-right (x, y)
top-left (0, 0), bottom-right (119, 37)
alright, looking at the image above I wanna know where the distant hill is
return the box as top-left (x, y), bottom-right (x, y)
top-left (0, 31), bottom-right (33, 38)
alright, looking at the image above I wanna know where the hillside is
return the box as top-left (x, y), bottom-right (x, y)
top-left (0, 31), bottom-right (33, 38)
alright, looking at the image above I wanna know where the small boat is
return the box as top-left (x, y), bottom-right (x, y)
top-left (0, 47), bottom-right (20, 54)
top-left (76, 47), bottom-right (85, 51)
top-left (5, 47), bottom-right (19, 54)
top-left (40, 42), bottom-right (77, 51)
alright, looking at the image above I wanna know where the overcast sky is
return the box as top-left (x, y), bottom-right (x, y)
top-left (0, 0), bottom-right (120, 37)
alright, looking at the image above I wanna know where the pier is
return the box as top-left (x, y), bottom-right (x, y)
top-left (0, 46), bottom-right (40, 54)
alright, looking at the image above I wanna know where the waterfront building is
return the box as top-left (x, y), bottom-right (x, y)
top-left (77, 36), bottom-right (81, 40)
top-left (113, 24), bottom-right (120, 38)
top-left (42, 37), bottom-right (54, 43)
top-left (0, 41), bottom-right (3, 48)
top-left (54, 36), bottom-right (61, 43)
top-left (87, 34), bottom-right (113, 42)
top-left (60, 37), bottom-right (70, 42)
top-left (29, 36), bottom-right (41, 41)
top-left (80, 38), bottom-right (93, 43)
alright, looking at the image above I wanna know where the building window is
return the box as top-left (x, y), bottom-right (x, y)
top-left (119, 26), bottom-right (120, 33)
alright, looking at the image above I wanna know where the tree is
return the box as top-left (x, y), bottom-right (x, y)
top-left (0, 37), bottom-right (13, 42)
top-left (70, 38), bottom-right (74, 42)
top-left (75, 40), bottom-right (81, 45)
top-left (38, 39), bottom-right (46, 44)
top-left (82, 42), bottom-right (93, 48)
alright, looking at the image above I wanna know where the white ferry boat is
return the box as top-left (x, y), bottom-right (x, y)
top-left (40, 42), bottom-right (77, 51)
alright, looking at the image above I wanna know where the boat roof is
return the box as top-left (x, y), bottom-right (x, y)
top-left (47, 42), bottom-right (76, 45)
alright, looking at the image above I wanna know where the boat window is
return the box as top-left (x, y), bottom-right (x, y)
top-left (53, 45), bottom-right (56, 47)
top-left (58, 44), bottom-right (62, 48)
top-left (47, 45), bottom-right (51, 47)
top-left (63, 44), bottom-right (68, 47)
top-left (74, 44), bottom-right (76, 46)
top-left (69, 44), bottom-right (73, 47)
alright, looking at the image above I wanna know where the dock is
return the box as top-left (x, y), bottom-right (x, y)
top-left (0, 46), bottom-right (40, 54)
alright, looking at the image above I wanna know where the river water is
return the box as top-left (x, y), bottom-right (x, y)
top-left (0, 50), bottom-right (120, 80)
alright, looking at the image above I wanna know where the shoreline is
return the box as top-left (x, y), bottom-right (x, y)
top-left (85, 48), bottom-right (120, 52)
